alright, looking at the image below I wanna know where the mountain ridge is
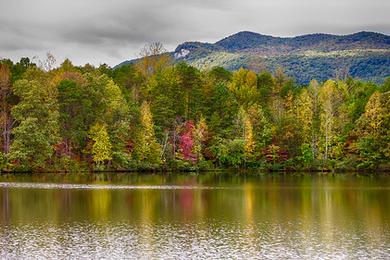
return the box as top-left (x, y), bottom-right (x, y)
top-left (118, 31), bottom-right (390, 84)
top-left (177, 31), bottom-right (390, 52)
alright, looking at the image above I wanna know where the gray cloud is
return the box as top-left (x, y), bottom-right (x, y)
top-left (0, 0), bottom-right (389, 66)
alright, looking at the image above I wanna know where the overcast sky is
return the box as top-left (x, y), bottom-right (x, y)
top-left (1, 0), bottom-right (389, 66)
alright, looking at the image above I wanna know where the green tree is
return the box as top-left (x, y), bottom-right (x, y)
top-left (247, 104), bottom-right (272, 153)
top-left (295, 83), bottom-right (318, 163)
top-left (56, 71), bottom-right (130, 165)
top-left (9, 68), bottom-right (60, 170)
top-left (208, 81), bottom-right (238, 139)
top-left (257, 71), bottom-right (274, 106)
top-left (210, 138), bottom-right (245, 168)
top-left (175, 62), bottom-right (203, 120)
top-left (57, 73), bottom-right (90, 156)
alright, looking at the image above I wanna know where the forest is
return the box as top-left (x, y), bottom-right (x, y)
top-left (0, 45), bottom-right (389, 172)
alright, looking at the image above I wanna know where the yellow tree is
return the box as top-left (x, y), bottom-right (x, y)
top-left (244, 116), bottom-right (255, 158)
top-left (306, 80), bottom-right (322, 159)
top-left (193, 116), bottom-right (208, 162)
top-left (319, 80), bottom-right (336, 162)
top-left (354, 91), bottom-right (390, 168)
top-left (295, 88), bottom-right (313, 144)
top-left (239, 107), bottom-right (255, 160)
top-left (357, 92), bottom-right (385, 134)
top-left (89, 123), bottom-right (112, 169)
top-left (136, 42), bottom-right (172, 78)
top-left (228, 68), bottom-right (259, 108)
top-left (134, 101), bottom-right (162, 165)
top-left (294, 85), bottom-right (317, 165)
top-left (318, 80), bottom-right (346, 163)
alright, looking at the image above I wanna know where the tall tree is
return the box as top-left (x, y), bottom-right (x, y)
top-left (240, 108), bottom-right (255, 160)
top-left (56, 72), bottom-right (89, 157)
top-left (319, 80), bottom-right (336, 163)
top-left (175, 62), bottom-right (203, 120)
top-left (295, 88), bottom-right (314, 144)
top-left (247, 104), bottom-right (272, 151)
top-left (133, 101), bottom-right (162, 165)
top-left (318, 80), bottom-right (347, 164)
top-left (0, 64), bottom-right (13, 154)
top-left (9, 68), bottom-right (60, 170)
top-left (136, 42), bottom-right (172, 79)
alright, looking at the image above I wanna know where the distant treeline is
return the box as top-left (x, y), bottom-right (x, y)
top-left (0, 48), bottom-right (389, 172)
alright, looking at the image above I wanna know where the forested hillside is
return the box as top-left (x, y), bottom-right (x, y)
top-left (1, 49), bottom-right (389, 172)
top-left (119, 31), bottom-right (390, 84)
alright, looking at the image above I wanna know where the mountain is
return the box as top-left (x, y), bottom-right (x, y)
top-left (118, 31), bottom-right (390, 84)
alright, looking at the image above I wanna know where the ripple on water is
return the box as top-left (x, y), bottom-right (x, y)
top-left (0, 221), bottom-right (389, 259)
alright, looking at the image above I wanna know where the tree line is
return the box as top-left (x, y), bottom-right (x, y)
top-left (0, 46), bottom-right (389, 172)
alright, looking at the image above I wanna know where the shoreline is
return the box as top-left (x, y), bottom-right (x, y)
top-left (1, 167), bottom-right (389, 175)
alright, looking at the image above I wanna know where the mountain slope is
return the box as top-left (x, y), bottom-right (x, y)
top-left (119, 31), bottom-right (390, 84)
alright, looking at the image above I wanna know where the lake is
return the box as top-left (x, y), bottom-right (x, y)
top-left (0, 172), bottom-right (389, 259)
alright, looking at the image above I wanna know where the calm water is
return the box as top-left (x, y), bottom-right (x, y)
top-left (0, 172), bottom-right (389, 259)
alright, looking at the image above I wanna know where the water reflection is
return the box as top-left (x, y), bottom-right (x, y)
top-left (0, 172), bottom-right (389, 258)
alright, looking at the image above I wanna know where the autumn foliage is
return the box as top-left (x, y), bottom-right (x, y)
top-left (0, 49), bottom-right (389, 172)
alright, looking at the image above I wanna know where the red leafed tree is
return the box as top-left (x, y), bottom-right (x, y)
top-left (179, 121), bottom-right (197, 162)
